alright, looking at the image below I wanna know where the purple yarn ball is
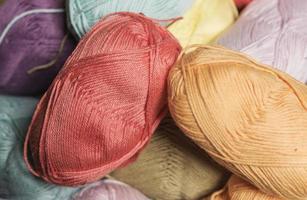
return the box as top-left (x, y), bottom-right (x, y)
top-left (72, 179), bottom-right (150, 200)
top-left (0, 0), bottom-right (76, 95)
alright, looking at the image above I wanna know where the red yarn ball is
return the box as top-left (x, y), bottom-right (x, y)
top-left (23, 12), bottom-right (181, 186)
top-left (234, 0), bottom-right (252, 9)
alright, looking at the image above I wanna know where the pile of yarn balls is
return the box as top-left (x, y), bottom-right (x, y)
top-left (1, 0), bottom-right (307, 199)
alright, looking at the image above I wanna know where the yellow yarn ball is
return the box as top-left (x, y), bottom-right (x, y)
top-left (168, 45), bottom-right (307, 199)
top-left (168, 0), bottom-right (238, 47)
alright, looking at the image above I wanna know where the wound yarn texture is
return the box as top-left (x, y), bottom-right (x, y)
top-left (111, 116), bottom-right (228, 200)
top-left (0, 95), bottom-right (79, 200)
top-left (168, 45), bottom-right (307, 199)
top-left (24, 12), bottom-right (181, 186)
top-left (218, 0), bottom-right (307, 83)
top-left (72, 179), bottom-right (149, 200)
top-left (67, 0), bottom-right (194, 39)
top-left (207, 176), bottom-right (281, 200)
top-left (0, 0), bottom-right (76, 95)
top-left (233, 0), bottom-right (252, 10)
top-left (168, 0), bottom-right (238, 47)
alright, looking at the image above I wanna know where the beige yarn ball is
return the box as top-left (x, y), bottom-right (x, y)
top-left (111, 115), bottom-right (228, 200)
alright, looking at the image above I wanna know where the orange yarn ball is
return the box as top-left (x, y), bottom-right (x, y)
top-left (168, 45), bottom-right (307, 199)
top-left (208, 176), bottom-right (281, 200)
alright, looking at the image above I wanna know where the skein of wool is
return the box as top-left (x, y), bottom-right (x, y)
top-left (218, 0), bottom-right (307, 83)
top-left (24, 12), bottom-right (181, 186)
top-left (72, 179), bottom-right (149, 200)
top-left (67, 0), bottom-right (194, 39)
top-left (111, 116), bottom-right (228, 200)
top-left (168, 0), bottom-right (238, 47)
top-left (168, 45), bottom-right (307, 199)
top-left (0, 96), bottom-right (79, 200)
top-left (207, 176), bottom-right (281, 200)
top-left (233, 0), bottom-right (252, 10)
top-left (0, 0), bottom-right (76, 95)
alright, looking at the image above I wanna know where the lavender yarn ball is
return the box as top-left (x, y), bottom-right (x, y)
top-left (72, 179), bottom-right (150, 200)
top-left (0, 0), bottom-right (76, 95)
top-left (218, 0), bottom-right (307, 83)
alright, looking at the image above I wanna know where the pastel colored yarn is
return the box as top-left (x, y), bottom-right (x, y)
top-left (168, 0), bottom-right (238, 47)
top-left (218, 0), bottom-right (307, 83)
top-left (233, 0), bottom-right (252, 9)
top-left (207, 176), bottom-right (281, 200)
top-left (24, 12), bottom-right (181, 186)
top-left (112, 116), bottom-right (228, 200)
top-left (67, 0), bottom-right (194, 39)
top-left (168, 45), bottom-right (307, 199)
top-left (72, 179), bottom-right (149, 200)
top-left (0, 0), bottom-right (76, 95)
top-left (0, 95), bottom-right (79, 200)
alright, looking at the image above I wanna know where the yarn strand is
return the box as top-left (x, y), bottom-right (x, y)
top-left (27, 34), bottom-right (68, 74)
top-left (0, 8), bottom-right (64, 44)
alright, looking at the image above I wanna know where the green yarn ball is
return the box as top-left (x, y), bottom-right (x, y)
top-left (67, 0), bottom-right (194, 39)
top-left (0, 95), bottom-right (79, 200)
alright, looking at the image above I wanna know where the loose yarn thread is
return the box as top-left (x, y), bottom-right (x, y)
top-left (72, 179), bottom-right (149, 200)
top-left (67, 0), bottom-right (194, 39)
top-left (168, 0), bottom-right (238, 47)
top-left (168, 45), bottom-right (307, 199)
top-left (0, 95), bottom-right (79, 200)
top-left (112, 116), bottom-right (228, 200)
top-left (218, 0), bottom-right (307, 83)
top-left (0, 0), bottom-right (76, 95)
top-left (24, 12), bottom-right (181, 186)
top-left (207, 176), bottom-right (281, 200)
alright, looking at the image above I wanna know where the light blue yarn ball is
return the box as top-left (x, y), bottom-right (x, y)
top-left (0, 96), bottom-right (37, 174)
top-left (67, 0), bottom-right (194, 39)
top-left (0, 95), bottom-right (80, 200)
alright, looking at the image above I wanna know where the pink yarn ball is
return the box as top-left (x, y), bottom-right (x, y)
top-left (72, 179), bottom-right (149, 200)
top-left (218, 0), bottom-right (307, 83)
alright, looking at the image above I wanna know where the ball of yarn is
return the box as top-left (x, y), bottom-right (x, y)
top-left (67, 0), bottom-right (194, 39)
top-left (111, 115), bottom-right (228, 200)
top-left (0, 95), bottom-right (37, 174)
top-left (72, 179), bottom-right (149, 200)
top-left (207, 176), bottom-right (281, 200)
top-left (168, 0), bottom-right (238, 47)
top-left (168, 45), bottom-right (307, 199)
top-left (24, 12), bottom-right (181, 186)
top-left (0, 95), bottom-right (79, 200)
top-left (233, 0), bottom-right (252, 10)
top-left (212, 176), bottom-right (282, 200)
top-left (218, 0), bottom-right (307, 83)
top-left (0, 0), bottom-right (76, 95)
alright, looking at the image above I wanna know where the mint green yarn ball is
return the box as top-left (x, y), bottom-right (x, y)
top-left (0, 95), bottom-right (80, 200)
top-left (0, 96), bottom-right (37, 174)
top-left (67, 0), bottom-right (194, 39)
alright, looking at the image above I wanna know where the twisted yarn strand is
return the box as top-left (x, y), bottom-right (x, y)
top-left (168, 45), bottom-right (307, 199)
